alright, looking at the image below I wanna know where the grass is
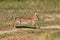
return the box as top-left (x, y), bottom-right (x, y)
top-left (0, 18), bottom-right (60, 30)
top-left (0, 29), bottom-right (60, 40)
top-left (0, 29), bottom-right (53, 38)
top-left (0, 0), bottom-right (60, 12)
top-left (44, 31), bottom-right (60, 40)
top-left (37, 19), bottom-right (60, 26)
top-left (0, 0), bottom-right (60, 30)
top-left (0, 1), bottom-right (59, 13)
top-left (0, 0), bottom-right (60, 40)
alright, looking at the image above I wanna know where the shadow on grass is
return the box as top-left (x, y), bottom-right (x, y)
top-left (16, 26), bottom-right (36, 29)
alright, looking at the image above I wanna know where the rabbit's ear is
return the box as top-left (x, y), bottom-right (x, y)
top-left (34, 13), bottom-right (37, 15)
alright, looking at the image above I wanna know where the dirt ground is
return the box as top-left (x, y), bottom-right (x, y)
top-left (0, 25), bottom-right (60, 34)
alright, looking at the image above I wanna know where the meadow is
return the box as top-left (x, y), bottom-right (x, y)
top-left (0, 0), bottom-right (60, 40)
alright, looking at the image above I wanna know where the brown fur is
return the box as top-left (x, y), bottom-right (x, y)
top-left (13, 13), bottom-right (39, 28)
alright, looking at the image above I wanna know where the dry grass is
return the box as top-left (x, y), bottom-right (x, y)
top-left (0, 29), bottom-right (60, 40)
top-left (0, 0), bottom-right (60, 40)
top-left (0, 0), bottom-right (60, 30)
